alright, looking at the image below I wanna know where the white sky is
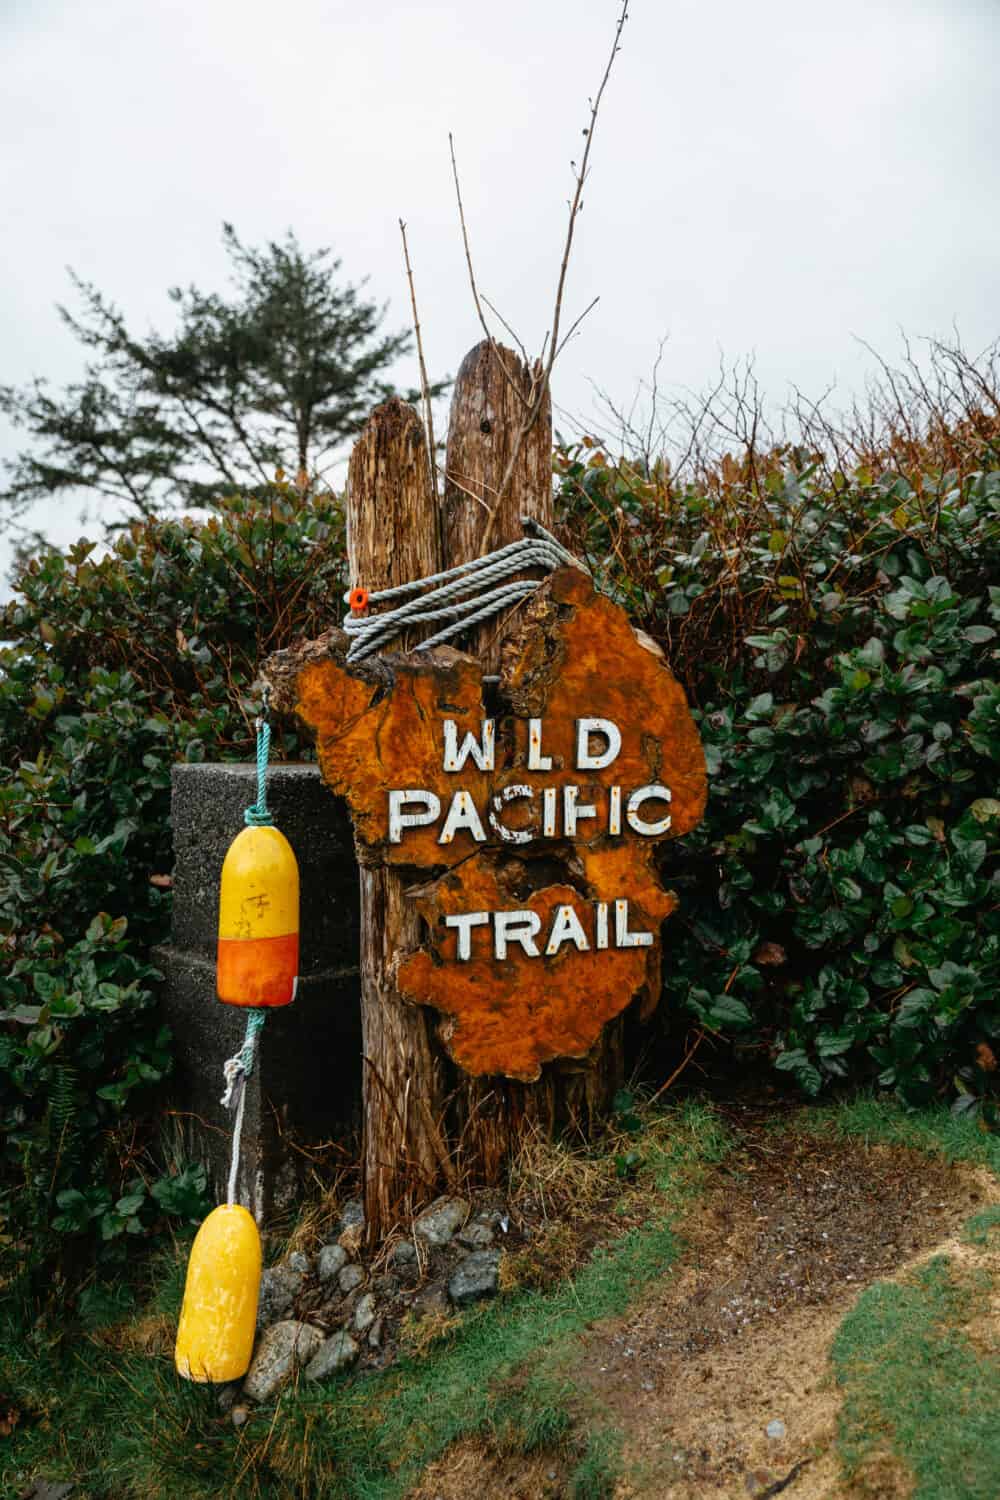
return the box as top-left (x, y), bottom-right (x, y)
top-left (1, 0), bottom-right (997, 582)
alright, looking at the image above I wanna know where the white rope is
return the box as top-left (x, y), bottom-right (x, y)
top-left (220, 1010), bottom-right (265, 1207)
top-left (342, 516), bottom-right (585, 662)
top-left (226, 1072), bottom-right (247, 1208)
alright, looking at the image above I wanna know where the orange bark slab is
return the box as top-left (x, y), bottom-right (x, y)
top-left (398, 851), bottom-right (677, 1081)
top-left (280, 570), bottom-right (707, 1079)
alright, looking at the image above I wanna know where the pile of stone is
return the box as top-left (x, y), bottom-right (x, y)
top-left (222, 1194), bottom-right (503, 1417)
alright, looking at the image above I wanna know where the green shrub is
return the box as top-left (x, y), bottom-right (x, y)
top-left (556, 367), bottom-right (1000, 1119)
top-left (0, 483), bottom-right (346, 1269)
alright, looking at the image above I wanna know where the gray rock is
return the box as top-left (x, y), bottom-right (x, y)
top-left (367, 1317), bottom-right (384, 1349)
top-left (766, 1419), bottom-right (786, 1440)
top-left (318, 1244), bottom-right (348, 1282)
top-left (413, 1196), bottom-right (469, 1247)
top-left (216, 1379), bottom-right (243, 1412)
top-left (243, 1320), bottom-right (324, 1402)
top-left (338, 1197), bottom-right (365, 1231)
top-left (256, 1265), bottom-right (304, 1330)
top-left (231, 1404), bottom-right (250, 1429)
top-left (390, 1239), bottom-right (417, 1266)
top-left (410, 1280), bottom-right (451, 1318)
top-left (456, 1223), bottom-right (494, 1250)
top-left (338, 1263), bottom-right (365, 1294)
top-left (373, 1273), bottom-right (398, 1299)
top-left (304, 1330), bottom-right (360, 1381)
top-left (287, 1251), bottom-right (311, 1275)
top-left (449, 1250), bottom-right (500, 1307)
top-left (353, 1292), bottom-right (377, 1333)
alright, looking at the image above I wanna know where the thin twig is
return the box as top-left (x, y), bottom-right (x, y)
top-left (554, 295), bottom-right (601, 360)
top-left (481, 295), bottom-right (530, 363)
top-left (399, 219), bottom-right (438, 496)
top-left (448, 132), bottom-right (530, 413)
top-left (651, 1027), bottom-right (706, 1102)
top-left (477, 0), bottom-right (630, 554)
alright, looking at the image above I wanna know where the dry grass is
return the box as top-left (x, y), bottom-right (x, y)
top-left (397, 1305), bottom-right (462, 1358)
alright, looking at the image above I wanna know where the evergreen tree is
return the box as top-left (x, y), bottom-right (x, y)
top-left (0, 224), bottom-right (434, 529)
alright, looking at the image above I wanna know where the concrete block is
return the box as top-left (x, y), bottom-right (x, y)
top-left (160, 762), bottom-right (362, 1219)
top-left (171, 762), bottom-right (360, 971)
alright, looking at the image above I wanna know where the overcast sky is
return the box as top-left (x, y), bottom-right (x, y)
top-left (2, 0), bottom-right (997, 581)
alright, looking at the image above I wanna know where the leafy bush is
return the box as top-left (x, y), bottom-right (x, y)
top-left (3, 338), bottom-right (999, 1285)
top-left (556, 341), bottom-right (1000, 1119)
top-left (0, 482), bottom-right (346, 1267)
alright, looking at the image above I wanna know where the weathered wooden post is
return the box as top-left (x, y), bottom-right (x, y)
top-left (337, 397), bottom-right (450, 1236)
top-left (266, 349), bottom-right (707, 1245)
top-left (442, 341), bottom-right (623, 1178)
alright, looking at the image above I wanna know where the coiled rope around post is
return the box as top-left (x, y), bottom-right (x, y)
top-left (342, 516), bottom-right (586, 662)
top-left (220, 693), bottom-right (272, 1205)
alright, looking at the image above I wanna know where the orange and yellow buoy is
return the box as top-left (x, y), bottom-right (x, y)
top-left (217, 824), bottom-right (300, 1008)
top-left (175, 1203), bottom-right (262, 1382)
top-left (175, 709), bottom-right (297, 1386)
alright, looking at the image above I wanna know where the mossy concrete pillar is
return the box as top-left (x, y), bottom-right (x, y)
top-left (158, 763), bottom-right (361, 1220)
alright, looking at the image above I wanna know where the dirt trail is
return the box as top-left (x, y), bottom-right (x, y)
top-left (412, 1104), bottom-right (996, 1500)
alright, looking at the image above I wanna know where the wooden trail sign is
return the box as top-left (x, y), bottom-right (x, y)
top-left (290, 566), bottom-right (705, 1081)
top-left (266, 342), bottom-right (706, 1240)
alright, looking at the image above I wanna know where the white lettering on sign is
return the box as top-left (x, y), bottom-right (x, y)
top-left (545, 904), bottom-right (590, 955)
top-left (443, 719), bottom-right (495, 772)
top-left (626, 784), bottom-right (672, 836)
top-left (443, 900), bottom-right (653, 962)
top-left (494, 909), bottom-right (542, 959)
top-left (444, 910), bottom-right (489, 960)
top-left (562, 784), bottom-right (597, 837)
top-left (527, 718), bottom-right (552, 771)
top-left (615, 897), bottom-right (653, 948)
top-left (389, 717), bottom-right (668, 967)
top-left (575, 717), bottom-right (622, 769)
top-left (488, 784), bottom-right (533, 845)
top-left (438, 789), bottom-right (487, 845)
top-left (389, 789), bottom-right (441, 844)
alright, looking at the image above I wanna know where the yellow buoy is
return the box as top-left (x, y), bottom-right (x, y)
top-left (175, 1203), bottom-right (262, 1382)
top-left (217, 824), bottom-right (299, 1007)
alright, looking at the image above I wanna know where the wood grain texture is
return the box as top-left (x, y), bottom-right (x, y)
top-left (344, 398), bottom-right (450, 1241)
top-left (443, 340), bottom-right (553, 670)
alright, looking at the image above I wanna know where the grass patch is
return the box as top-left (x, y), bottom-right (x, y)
top-left (569, 1428), bottom-right (622, 1499)
top-left (962, 1204), bottom-right (1000, 1247)
top-left (805, 1095), bottom-right (1000, 1177)
top-left (831, 1254), bottom-right (1000, 1500)
top-left (0, 1099), bottom-right (728, 1500)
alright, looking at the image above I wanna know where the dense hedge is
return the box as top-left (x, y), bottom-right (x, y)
top-left (0, 485), bottom-right (344, 1260)
top-left (2, 386), bottom-right (999, 1267)
top-left (557, 411), bottom-right (1000, 1121)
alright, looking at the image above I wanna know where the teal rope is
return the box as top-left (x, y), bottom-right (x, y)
top-left (237, 1008), bottom-right (266, 1076)
top-left (244, 716), bottom-right (273, 827)
top-left (237, 705), bottom-right (271, 1072)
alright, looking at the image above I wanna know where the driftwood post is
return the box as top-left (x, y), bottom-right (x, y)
top-left (265, 350), bottom-right (707, 1244)
top-left (442, 341), bottom-right (624, 1178)
top-left (344, 398), bottom-right (450, 1237)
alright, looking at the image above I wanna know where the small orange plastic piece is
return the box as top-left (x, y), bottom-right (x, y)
top-left (349, 586), bottom-right (369, 613)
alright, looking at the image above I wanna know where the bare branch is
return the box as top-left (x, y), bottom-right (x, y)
top-left (480, 295), bottom-right (529, 364)
top-left (448, 133), bottom-right (530, 412)
top-left (554, 294), bottom-right (601, 360)
top-left (476, 0), bottom-right (630, 553)
top-left (399, 219), bottom-right (439, 496)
